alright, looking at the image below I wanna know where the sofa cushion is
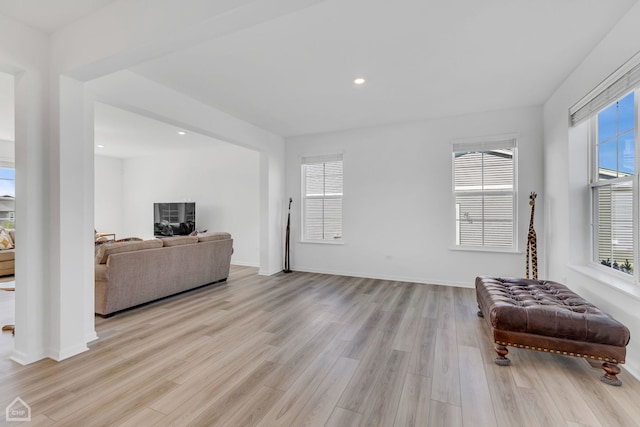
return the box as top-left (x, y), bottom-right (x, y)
top-left (162, 236), bottom-right (198, 247)
top-left (96, 239), bottom-right (163, 264)
top-left (115, 237), bottom-right (143, 243)
top-left (198, 232), bottom-right (232, 243)
top-left (0, 249), bottom-right (14, 261)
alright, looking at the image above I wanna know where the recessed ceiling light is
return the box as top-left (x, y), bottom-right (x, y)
top-left (354, 78), bottom-right (366, 85)
top-left (177, 131), bottom-right (187, 135)
top-left (96, 144), bottom-right (105, 148)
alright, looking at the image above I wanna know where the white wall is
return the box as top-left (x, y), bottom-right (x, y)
top-left (286, 106), bottom-right (543, 287)
top-left (110, 143), bottom-right (261, 266)
top-left (0, 71), bottom-right (14, 143)
top-left (543, 2), bottom-right (640, 379)
top-left (0, 139), bottom-right (14, 164)
top-left (94, 156), bottom-right (124, 237)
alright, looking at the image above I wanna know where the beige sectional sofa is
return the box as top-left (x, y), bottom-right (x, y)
top-left (95, 232), bottom-right (233, 316)
top-left (0, 229), bottom-right (15, 276)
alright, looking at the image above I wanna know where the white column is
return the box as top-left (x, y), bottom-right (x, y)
top-left (11, 69), bottom-right (50, 364)
top-left (47, 75), bottom-right (94, 360)
top-left (259, 150), bottom-right (285, 276)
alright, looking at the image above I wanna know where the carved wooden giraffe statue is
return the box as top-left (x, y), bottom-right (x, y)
top-left (526, 192), bottom-right (538, 280)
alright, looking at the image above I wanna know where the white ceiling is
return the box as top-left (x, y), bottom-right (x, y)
top-left (0, 76), bottom-right (230, 159)
top-left (131, 0), bottom-right (638, 137)
top-left (94, 102), bottom-right (227, 159)
top-left (0, 0), bottom-right (117, 33)
top-left (0, 0), bottom-right (638, 153)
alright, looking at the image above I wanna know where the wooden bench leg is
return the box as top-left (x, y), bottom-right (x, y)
top-left (601, 362), bottom-right (622, 386)
top-left (494, 344), bottom-right (511, 366)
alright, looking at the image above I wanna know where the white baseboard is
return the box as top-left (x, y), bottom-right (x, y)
top-left (10, 343), bottom-right (90, 365)
top-left (49, 344), bottom-right (89, 362)
top-left (10, 348), bottom-right (48, 366)
top-left (231, 260), bottom-right (259, 268)
top-left (85, 330), bottom-right (99, 343)
top-left (258, 267), bottom-right (284, 276)
top-left (289, 265), bottom-right (474, 289)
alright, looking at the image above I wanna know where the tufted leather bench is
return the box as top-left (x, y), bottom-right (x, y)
top-left (476, 276), bottom-right (630, 385)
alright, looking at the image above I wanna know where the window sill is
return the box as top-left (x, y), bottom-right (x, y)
top-left (569, 263), bottom-right (640, 302)
top-left (448, 246), bottom-right (522, 254)
top-left (299, 239), bottom-right (345, 246)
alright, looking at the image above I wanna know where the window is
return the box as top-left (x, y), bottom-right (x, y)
top-left (591, 91), bottom-right (636, 275)
top-left (452, 139), bottom-right (516, 249)
top-left (301, 154), bottom-right (343, 241)
top-left (571, 52), bottom-right (640, 281)
top-left (0, 166), bottom-right (15, 229)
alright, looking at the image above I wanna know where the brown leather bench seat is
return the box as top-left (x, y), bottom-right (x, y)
top-left (476, 276), bottom-right (630, 385)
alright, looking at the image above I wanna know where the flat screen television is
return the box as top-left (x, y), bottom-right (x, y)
top-left (153, 202), bottom-right (196, 236)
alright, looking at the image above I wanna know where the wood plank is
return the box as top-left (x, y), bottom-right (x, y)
top-left (265, 322), bottom-right (341, 391)
top-left (158, 360), bottom-right (277, 426)
top-left (391, 307), bottom-right (420, 352)
top-left (148, 332), bottom-right (274, 415)
top-left (337, 302), bottom-right (377, 341)
top-left (212, 386), bottom-right (285, 427)
top-left (559, 356), bottom-right (639, 427)
top-left (436, 286), bottom-right (456, 331)
top-left (358, 349), bottom-right (410, 427)
top-left (325, 407), bottom-right (363, 427)
top-left (453, 288), bottom-right (480, 349)
top-left (22, 414), bottom-right (55, 427)
top-left (288, 357), bottom-right (359, 427)
top-left (458, 345), bottom-right (497, 427)
top-left (393, 373), bottom-right (431, 427)
top-left (515, 386), bottom-right (566, 427)
top-left (478, 348), bottom-right (528, 427)
top-left (427, 400), bottom-right (463, 427)
top-left (255, 339), bottom-right (349, 427)
top-left (517, 350), bottom-right (602, 426)
top-left (117, 408), bottom-right (165, 427)
top-left (266, 314), bottom-right (332, 365)
top-left (50, 377), bottom-right (177, 426)
top-left (341, 306), bottom-right (386, 360)
top-left (44, 358), bottom-right (184, 421)
top-left (421, 287), bottom-right (441, 319)
top-left (431, 328), bottom-right (461, 406)
top-left (337, 329), bottom-right (395, 412)
top-left (407, 318), bottom-right (437, 378)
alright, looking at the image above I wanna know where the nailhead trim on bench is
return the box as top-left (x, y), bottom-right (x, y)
top-left (495, 340), bottom-right (624, 364)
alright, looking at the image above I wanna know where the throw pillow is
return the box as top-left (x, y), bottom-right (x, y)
top-left (197, 232), bottom-right (231, 243)
top-left (0, 229), bottom-right (13, 250)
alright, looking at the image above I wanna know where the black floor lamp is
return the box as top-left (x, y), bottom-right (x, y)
top-left (284, 197), bottom-right (292, 273)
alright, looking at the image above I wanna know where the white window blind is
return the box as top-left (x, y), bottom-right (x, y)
top-left (302, 154), bottom-right (343, 241)
top-left (453, 139), bottom-right (516, 248)
top-left (591, 90), bottom-right (636, 276)
top-left (595, 183), bottom-right (634, 270)
top-left (570, 51), bottom-right (640, 126)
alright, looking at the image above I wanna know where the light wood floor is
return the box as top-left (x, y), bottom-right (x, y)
top-left (1, 266), bottom-right (640, 426)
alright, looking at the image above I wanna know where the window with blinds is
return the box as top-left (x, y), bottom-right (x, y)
top-left (302, 154), bottom-right (343, 241)
top-left (453, 140), bottom-right (516, 248)
top-left (591, 91), bottom-right (636, 275)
